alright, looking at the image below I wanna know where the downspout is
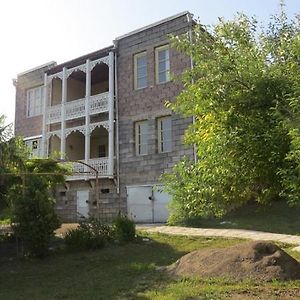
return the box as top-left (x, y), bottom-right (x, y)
top-left (187, 12), bottom-right (197, 164)
top-left (113, 40), bottom-right (120, 195)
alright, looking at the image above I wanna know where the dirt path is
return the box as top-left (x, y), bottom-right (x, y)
top-left (137, 225), bottom-right (300, 251)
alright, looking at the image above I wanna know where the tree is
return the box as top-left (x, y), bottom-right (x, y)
top-left (163, 6), bottom-right (300, 221)
top-left (0, 115), bottom-right (69, 257)
top-left (8, 159), bottom-right (68, 257)
top-left (0, 115), bottom-right (27, 213)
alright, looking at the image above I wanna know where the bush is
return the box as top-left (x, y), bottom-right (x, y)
top-left (112, 215), bottom-right (136, 242)
top-left (65, 216), bottom-right (112, 251)
top-left (65, 215), bottom-right (136, 251)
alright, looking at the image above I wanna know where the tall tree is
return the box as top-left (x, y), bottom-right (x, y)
top-left (163, 7), bottom-right (300, 222)
top-left (0, 115), bottom-right (27, 210)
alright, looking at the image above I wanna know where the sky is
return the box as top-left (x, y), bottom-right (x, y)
top-left (1, 0), bottom-right (299, 128)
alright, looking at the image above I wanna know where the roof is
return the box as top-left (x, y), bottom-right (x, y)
top-left (115, 11), bottom-right (191, 41)
top-left (47, 45), bottom-right (114, 75)
top-left (21, 11), bottom-right (193, 77)
top-left (17, 61), bottom-right (56, 77)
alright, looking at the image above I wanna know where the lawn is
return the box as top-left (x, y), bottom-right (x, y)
top-left (0, 233), bottom-right (300, 299)
top-left (183, 201), bottom-right (300, 235)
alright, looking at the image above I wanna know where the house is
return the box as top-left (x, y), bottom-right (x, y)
top-left (13, 11), bottom-right (195, 223)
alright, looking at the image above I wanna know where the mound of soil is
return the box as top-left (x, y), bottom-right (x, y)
top-left (168, 241), bottom-right (300, 281)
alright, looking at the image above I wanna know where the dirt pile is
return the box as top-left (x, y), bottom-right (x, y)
top-left (168, 241), bottom-right (300, 281)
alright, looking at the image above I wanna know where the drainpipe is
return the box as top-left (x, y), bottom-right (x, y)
top-left (113, 40), bottom-right (120, 195)
top-left (187, 12), bottom-right (197, 164)
top-left (42, 73), bottom-right (48, 157)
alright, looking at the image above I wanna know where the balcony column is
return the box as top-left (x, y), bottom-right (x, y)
top-left (108, 51), bottom-right (114, 176)
top-left (60, 67), bottom-right (67, 159)
top-left (41, 73), bottom-right (48, 157)
top-left (85, 59), bottom-right (91, 167)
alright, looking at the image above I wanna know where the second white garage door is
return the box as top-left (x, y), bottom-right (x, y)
top-left (127, 185), bottom-right (171, 223)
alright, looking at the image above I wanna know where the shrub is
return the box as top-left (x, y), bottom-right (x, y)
top-left (65, 216), bottom-right (112, 251)
top-left (112, 215), bottom-right (136, 242)
top-left (8, 159), bottom-right (67, 257)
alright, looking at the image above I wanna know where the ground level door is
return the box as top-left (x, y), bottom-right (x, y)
top-left (77, 190), bottom-right (89, 219)
top-left (127, 185), bottom-right (171, 223)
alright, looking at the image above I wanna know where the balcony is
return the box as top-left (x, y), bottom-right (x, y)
top-left (46, 92), bottom-right (109, 124)
top-left (67, 157), bottom-right (110, 181)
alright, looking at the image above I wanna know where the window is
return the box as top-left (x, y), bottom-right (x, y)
top-left (27, 86), bottom-right (43, 117)
top-left (155, 45), bottom-right (170, 84)
top-left (134, 52), bottom-right (147, 89)
top-left (158, 116), bottom-right (172, 153)
top-left (25, 138), bottom-right (42, 158)
top-left (135, 121), bottom-right (148, 155)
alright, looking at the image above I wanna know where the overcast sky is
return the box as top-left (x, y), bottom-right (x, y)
top-left (1, 0), bottom-right (299, 127)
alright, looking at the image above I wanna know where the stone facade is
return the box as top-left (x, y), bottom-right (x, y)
top-left (14, 63), bottom-right (56, 137)
top-left (116, 13), bottom-right (194, 215)
top-left (14, 12), bottom-right (195, 222)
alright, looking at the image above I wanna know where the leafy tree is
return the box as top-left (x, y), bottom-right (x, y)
top-left (8, 159), bottom-right (68, 257)
top-left (0, 115), bottom-right (27, 214)
top-left (163, 6), bottom-right (300, 221)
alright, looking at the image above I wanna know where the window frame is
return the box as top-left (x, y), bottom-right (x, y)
top-left (157, 116), bottom-right (172, 153)
top-left (26, 86), bottom-right (43, 118)
top-left (25, 137), bottom-right (42, 158)
top-left (155, 45), bottom-right (170, 84)
top-left (134, 51), bottom-right (148, 90)
top-left (135, 120), bottom-right (149, 156)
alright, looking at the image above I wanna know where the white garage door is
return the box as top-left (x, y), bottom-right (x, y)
top-left (153, 186), bottom-right (171, 223)
top-left (127, 186), bottom-right (171, 223)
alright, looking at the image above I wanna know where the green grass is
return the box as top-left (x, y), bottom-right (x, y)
top-left (0, 233), bottom-right (299, 299)
top-left (182, 201), bottom-right (300, 235)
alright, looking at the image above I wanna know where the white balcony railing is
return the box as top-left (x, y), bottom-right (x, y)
top-left (67, 157), bottom-right (110, 180)
top-left (65, 98), bottom-right (85, 121)
top-left (88, 157), bottom-right (109, 175)
top-left (89, 92), bottom-right (109, 115)
top-left (47, 105), bottom-right (61, 124)
top-left (46, 92), bottom-right (109, 124)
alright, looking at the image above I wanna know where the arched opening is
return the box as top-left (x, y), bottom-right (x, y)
top-left (67, 70), bottom-right (86, 102)
top-left (51, 78), bottom-right (62, 106)
top-left (90, 126), bottom-right (108, 159)
top-left (66, 131), bottom-right (85, 160)
top-left (48, 135), bottom-right (61, 157)
top-left (91, 63), bottom-right (109, 96)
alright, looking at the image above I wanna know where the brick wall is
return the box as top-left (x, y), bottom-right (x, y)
top-left (14, 63), bottom-right (56, 137)
top-left (55, 179), bottom-right (122, 222)
top-left (14, 14), bottom-right (194, 222)
top-left (116, 14), bottom-right (194, 214)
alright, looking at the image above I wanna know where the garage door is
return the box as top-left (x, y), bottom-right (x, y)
top-left (127, 186), bottom-right (171, 223)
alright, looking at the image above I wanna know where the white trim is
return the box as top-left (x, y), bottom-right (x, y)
top-left (157, 116), bottom-right (172, 153)
top-left (115, 11), bottom-right (189, 41)
top-left (135, 120), bottom-right (148, 156)
top-left (108, 51), bottom-right (115, 175)
top-left (155, 45), bottom-right (170, 84)
top-left (26, 86), bottom-right (44, 118)
top-left (17, 61), bottom-right (56, 77)
top-left (23, 135), bottom-right (42, 141)
top-left (134, 51), bottom-right (148, 90)
top-left (126, 184), bottom-right (163, 188)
